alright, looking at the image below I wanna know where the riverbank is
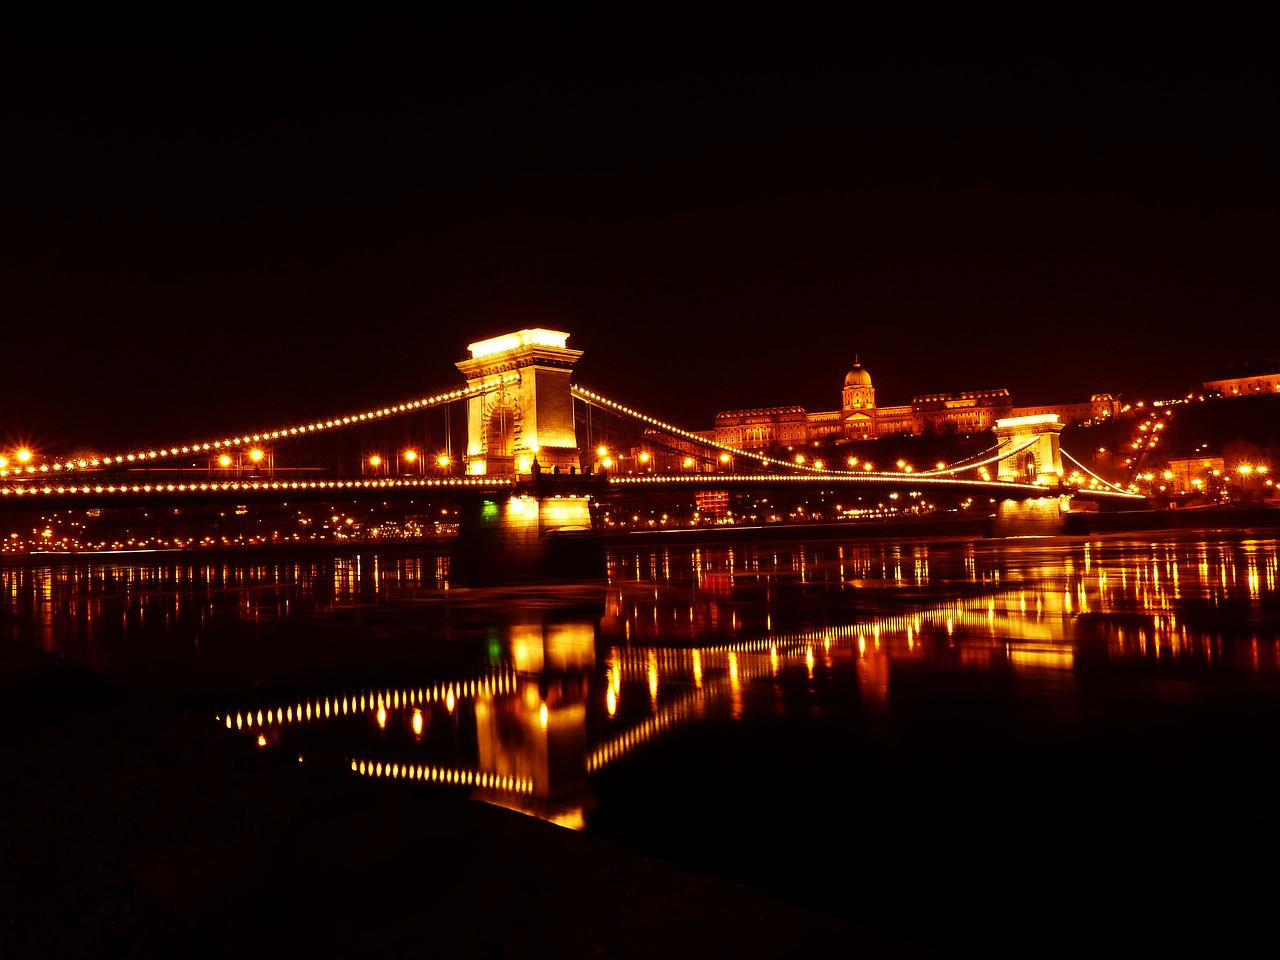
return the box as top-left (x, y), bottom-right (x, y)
top-left (601, 503), bottom-right (1280, 547)
top-left (0, 643), bottom-right (944, 959)
top-left (3, 504), bottom-right (1278, 570)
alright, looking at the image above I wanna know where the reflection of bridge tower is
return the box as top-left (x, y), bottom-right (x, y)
top-left (993, 414), bottom-right (1064, 487)
top-left (455, 329), bottom-right (583, 477)
top-left (473, 616), bottom-right (597, 829)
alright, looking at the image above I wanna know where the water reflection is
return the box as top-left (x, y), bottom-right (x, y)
top-left (6, 533), bottom-right (1280, 823)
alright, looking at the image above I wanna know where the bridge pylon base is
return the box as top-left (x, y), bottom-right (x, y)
top-left (449, 491), bottom-right (605, 587)
top-left (985, 496), bottom-right (1072, 538)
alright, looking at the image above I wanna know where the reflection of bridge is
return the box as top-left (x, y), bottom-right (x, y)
top-left (217, 566), bottom-right (1147, 830)
top-left (1, 328), bottom-right (1143, 579)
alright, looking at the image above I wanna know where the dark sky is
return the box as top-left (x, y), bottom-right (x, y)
top-left (2, 13), bottom-right (1277, 451)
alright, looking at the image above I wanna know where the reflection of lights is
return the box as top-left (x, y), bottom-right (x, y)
top-left (351, 759), bottom-right (533, 794)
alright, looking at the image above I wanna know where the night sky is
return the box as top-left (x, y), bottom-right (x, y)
top-left (2, 14), bottom-right (1276, 451)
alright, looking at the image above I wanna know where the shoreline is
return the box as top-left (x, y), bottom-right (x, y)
top-left (3, 504), bottom-right (1280, 566)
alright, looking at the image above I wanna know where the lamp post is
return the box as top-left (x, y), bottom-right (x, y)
top-left (1238, 464), bottom-right (1254, 501)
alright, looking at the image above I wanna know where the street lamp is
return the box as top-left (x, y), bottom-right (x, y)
top-left (1238, 463), bottom-right (1254, 500)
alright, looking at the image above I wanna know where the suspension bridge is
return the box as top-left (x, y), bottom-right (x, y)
top-left (0, 328), bottom-right (1144, 580)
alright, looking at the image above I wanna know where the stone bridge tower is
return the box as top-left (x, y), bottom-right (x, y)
top-left (992, 414), bottom-right (1065, 487)
top-left (455, 329), bottom-right (583, 476)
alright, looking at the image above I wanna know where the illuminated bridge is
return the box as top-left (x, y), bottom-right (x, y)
top-left (0, 328), bottom-right (1143, 579)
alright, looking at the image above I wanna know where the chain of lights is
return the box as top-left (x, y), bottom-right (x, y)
top-left (349, 760), bottom-right (532, 793)
top-left (0, 476), bottom-right (517, 501)
top-left (1060, 448), bottom-right (1139, 496)
top-left (21, 374), bottom-right (520, 475)
top-left (217, 669), bottom-right (518, 732)
top-left (605, 471), bottom-right (1058, 495)
top-left (588, 677), bottom-right (731, 772)
top-left (571, 384), bottom-right (1108, 487)
top-left (572, 385), bottom-right (886, 477)
top-left (914, 438), bottom-right (1038, 476)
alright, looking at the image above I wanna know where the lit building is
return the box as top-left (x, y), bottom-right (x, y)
top-left (1202, 361), bottom-right (1280, 396)
top-left (713, 361), bottom-right (1117, 451)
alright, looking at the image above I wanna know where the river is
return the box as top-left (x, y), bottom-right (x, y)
top-left (4, 529), bottom-right (1279, 956)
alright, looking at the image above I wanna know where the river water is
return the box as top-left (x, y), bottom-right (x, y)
top-left (5, 529), bottom-right (1280, 956)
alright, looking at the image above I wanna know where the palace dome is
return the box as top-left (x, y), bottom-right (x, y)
top-left (844, 364), bottom-right (872, 388)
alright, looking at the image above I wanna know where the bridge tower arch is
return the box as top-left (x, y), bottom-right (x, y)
top-left (455, 329), bottom-right (583, 476)
top-left (992, 414), bottom-right (1065, 488)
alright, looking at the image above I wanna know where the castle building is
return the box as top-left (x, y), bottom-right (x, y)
top-left (1202, 361), bottom-right (1280, 396)
top-left (713, 361), bottom-right (1117, 452)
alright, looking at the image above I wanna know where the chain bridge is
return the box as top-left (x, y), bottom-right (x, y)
top-left (0, 328), bottom-right (1145, 582)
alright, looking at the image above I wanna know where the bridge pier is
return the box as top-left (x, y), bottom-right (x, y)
top-left (449, 482), bottom-right (606, 586)
top-left (985, 495), bottom-right (1074, 537)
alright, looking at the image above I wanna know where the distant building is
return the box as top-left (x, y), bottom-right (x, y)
top-left (1203, 360), bottom-right (1280, 396)
top-left (713, 361), bottom-right (1118, 451)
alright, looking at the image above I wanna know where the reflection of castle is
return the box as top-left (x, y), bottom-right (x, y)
top-left (714, 361), bottom-right (1118, 451)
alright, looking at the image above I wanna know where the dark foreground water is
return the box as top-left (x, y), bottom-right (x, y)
top-left (5, 530), bottom-right (1280, 957)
